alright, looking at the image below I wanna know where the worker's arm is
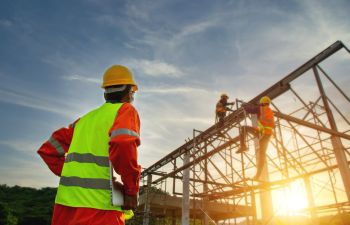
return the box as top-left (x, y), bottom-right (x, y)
top-left (109, 103), bottom-right (141, 209)
top-left (37, 120), bottom-right (77, 176)
top-left (243, 104), bottom-right (259, 115)
top-left (225, 102), bottom-right (235, 112)
top-left (225, 107), bottom-right (234, 112)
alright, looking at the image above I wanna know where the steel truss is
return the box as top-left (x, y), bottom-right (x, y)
top-left (139, 41), bottom-right (350, 225)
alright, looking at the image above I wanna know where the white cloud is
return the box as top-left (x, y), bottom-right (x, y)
top-left (63, 74), bottom-right (100, 84)
top-left (125, 2), bottom-right (152, 21)
top-left (142, 86), bottom-right (209, 94)
top-left (125, 59), bottom-right (184, 77)
top-left (0, 139), bottom-right (42, 154)
top-left (123, 11), bottom-right (219, 59)
top-left (0, 19), bottom-right (13, 27)
top-left (173, 20), bottom-right (218, 43)
top-left (0, 87), bottom-right (80, 119)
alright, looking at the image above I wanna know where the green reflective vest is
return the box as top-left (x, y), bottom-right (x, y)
top-left (55, 102), bottom-right (132, 217)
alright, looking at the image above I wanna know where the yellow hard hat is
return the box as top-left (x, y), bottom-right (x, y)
top-left (221, 93), bottom-right (229, 99)
top-left (101, 65), bottom-right (138, 91)
top-left (260, 96), bottom-right (271, 104)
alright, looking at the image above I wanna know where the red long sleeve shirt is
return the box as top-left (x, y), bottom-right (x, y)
top-left (38, 103), bottom-right (141, 195)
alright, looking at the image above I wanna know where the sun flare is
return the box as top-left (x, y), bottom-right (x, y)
top-left (273, 182), bottom-right (308, 215)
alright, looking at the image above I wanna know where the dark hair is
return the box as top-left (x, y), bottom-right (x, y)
top-left (104, 85), bottom-right (132, 102)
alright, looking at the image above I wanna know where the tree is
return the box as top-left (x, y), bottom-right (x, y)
top-left (0, 202), bottom-right (18, 225)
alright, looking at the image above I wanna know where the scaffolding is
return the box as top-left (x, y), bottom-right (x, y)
top-left (138, 40), bottom-right (350, 225)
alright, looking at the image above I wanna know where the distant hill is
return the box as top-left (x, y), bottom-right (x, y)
top-left (0, 184), bottom-right (163, 225)
top-left (1, 184), bottom-right (349, 225)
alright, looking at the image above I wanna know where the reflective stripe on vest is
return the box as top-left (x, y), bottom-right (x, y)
top-left (55, 103), bottom-right (124, 211)
top-left (60, 176), bottom-right (110, 190)
top-left (48, 136), bottom-right (65, 156)
top-left (65, 152), bottom-right (110, 167)
top-left (216, 101), bottom-right (227, 113)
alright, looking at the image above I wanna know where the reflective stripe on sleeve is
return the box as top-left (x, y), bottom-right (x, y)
top-left (65, 153), bottom-right (109, 167)
top-left (60, 176), bottom-right (110, 190)
top-left (110, 128), bottom-right (139, 140)
top-left (48, 137), bottom-right (65, 156)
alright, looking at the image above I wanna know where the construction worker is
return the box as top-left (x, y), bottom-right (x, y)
top-left (216, 93), bottom-right (235, 126)
top-left (37, 65), bottom-right (141, 225)
top-left (236, 96), bottom-right (275, 180)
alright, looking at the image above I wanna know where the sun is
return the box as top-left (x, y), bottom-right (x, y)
top-left (285, 189), bottom-right (308, 212)
top-left (273, 181), bottom-right (308, 216)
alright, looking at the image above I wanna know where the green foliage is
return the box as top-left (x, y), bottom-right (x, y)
top-left (0, 185), bottom-right (56, 225)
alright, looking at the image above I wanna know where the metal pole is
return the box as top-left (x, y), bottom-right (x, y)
top-left (251, 189), bottom-right (257, 225)
top-left (303, 176), bottom-right (319, 225)
top-left (182, 151), bottom-right (190, 225)
top-left (313, 66), bottom-right (350, 202)
top-left (172, 210), bottom-right (176, 225)
top-left (203, 140), bottom-right (209, 225)
top-left (143, 174), bottom-right (152, 225)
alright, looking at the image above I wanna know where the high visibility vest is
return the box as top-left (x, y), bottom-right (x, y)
top-left (55, 102), bottom-right (133, 219)
top-left (257, 106), bottom-right (274, 135)
top-left (216, 101), bottom-right (226, 113)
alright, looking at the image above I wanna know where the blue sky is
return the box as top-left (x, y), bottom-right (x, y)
top-left (0, 0), bottom-right (349, 188)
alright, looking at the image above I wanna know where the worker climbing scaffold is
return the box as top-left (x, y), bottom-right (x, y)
top-left (236, 96), bottom-right (275, 180)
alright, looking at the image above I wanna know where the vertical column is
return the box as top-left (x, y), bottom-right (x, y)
top-left (304, 176), bottom-right (319, 225)
top-left (143, 174), bottom-right (152, 225)
top-left (313, 67), bottom-right (350, 202)
top-left (203, 141), bottom-right (209, 225)
top-left (251, 115), bottom-right (274, 225)
top-left (172, 210), bottom-right (176, 225)
top-left (251, 189), bottom-right (257, 225)
top-left (182, 151), bottom-right (190, 225)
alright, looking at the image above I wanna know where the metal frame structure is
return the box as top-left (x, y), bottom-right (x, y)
top-left (139, 41), bottom-right (350, 225)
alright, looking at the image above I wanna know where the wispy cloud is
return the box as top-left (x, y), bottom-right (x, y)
top-left (125, 59), bottom-right (184, 77)
top-left (142, 86), bottom-right (209, 94)
top-left (0, 139), bottom-right (42, 154)
top-left (0, 87), bottom-right (79, 119)
top-left (173, 20), bottom-right (218, 43)
top-left (63, 74), bottom-right (100, 84)
top-left (121, 5), bottom-right (219, 58)
top-left (125, 1), bottom-right (156, 21)
top-left (0, 19), bottom-right (13, 27)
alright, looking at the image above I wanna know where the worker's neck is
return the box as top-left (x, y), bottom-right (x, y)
top-left (106, 99), bottom-right (130, 104)
top-left (106, 100), bottom-right (121, 104)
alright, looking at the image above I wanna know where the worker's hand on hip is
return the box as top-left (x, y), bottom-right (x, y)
top-left (122, 194), bottom-right (138, 210)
